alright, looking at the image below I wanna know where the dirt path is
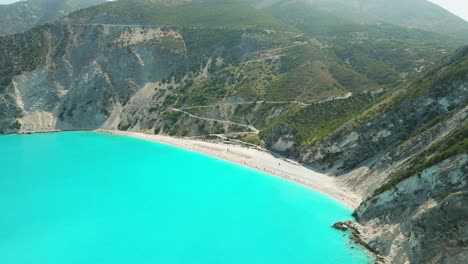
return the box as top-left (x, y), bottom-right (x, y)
top-left (171, 108), bottom-right (259, 133)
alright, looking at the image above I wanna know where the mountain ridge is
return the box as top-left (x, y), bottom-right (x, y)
top-left (0, 1), bottom-right (467, 263)
top-left (258, 0), bottom-right (468, 39)
top-left (0, 0), bottom-right (106, 36)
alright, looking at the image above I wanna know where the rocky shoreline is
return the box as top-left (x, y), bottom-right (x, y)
top-left (332, 221), bottom-right (386, 264)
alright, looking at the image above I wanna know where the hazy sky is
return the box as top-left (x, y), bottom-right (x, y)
top-left (428, 0), bottom-right (468, 21)
top-left (0, 0), bottom-right (20, 4)
top-left (0, 0), bottom-right (467, 21)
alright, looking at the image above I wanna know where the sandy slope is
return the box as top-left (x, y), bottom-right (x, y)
top-left (100, 130), bottom-right (362, 209)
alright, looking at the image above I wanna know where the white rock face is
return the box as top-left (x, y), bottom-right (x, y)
top-left (20, 111), bottom-right (57, 132)
top-left (0, 21), bottom-right (272, 135)
top-left (355, 155), bottom-right (468, 264)
top-left (12, 67), bottom-right (65, 113)
top-left (372, 129), bottom-right (391, 142)
top-left (0, 23), bottom-right (189, 133)
top-left (343, 131), bottom-right (360, 145)
top-left (114, 27), bottom-right (183, 47)
top-left (300, 78), bottom-right (468, 173)
top-left (271, 135), bottom-right (295, 152)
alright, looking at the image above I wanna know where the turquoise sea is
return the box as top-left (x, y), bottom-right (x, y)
top-left (0, 132), bottom-right (371, 264)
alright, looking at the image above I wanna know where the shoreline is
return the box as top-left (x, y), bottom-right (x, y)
top-left (100, 130), bottom-right (362, 209)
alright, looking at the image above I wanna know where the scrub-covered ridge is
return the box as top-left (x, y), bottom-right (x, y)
top-left (0, 0), bottom-right (467, 263)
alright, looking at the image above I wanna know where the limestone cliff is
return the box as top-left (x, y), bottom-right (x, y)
top-left (0, 23), bottom-right (190, 132)
top-left (309, 46), bottom-right (468, 263)
top-left (0, 1), bottom-right (467, 263)
top-left (355, 153), bottom-right (467, 264)
top-left (0, 0), bottom-right (386, 137)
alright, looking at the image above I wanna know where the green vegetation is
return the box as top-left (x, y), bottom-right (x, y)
top-left (12, 120), bottom-right (21, 130)
top-left (179, 73), bottom-right (230, 106)
top-left (68, 0), bottom-right (296, 31)
top-left (155, 36), bottom-right (185, 54)
top-left (264, 0), bottom-right (468, 39)
top-left (332, 43), bottom-right (401, 87)
top-left (162, 110), bottom-right (184, 124)
top-left (0, 25), bottom-right (49, 88)
top-left (402, 111), bottom-right (456, 143)
top-left (260, 93), bottom-right (374, 148)
top-left (243, 134), bottom-right (263, 145)
top-left (182, 28), bottom-right (245, 71)
top-left (372, 122), bottom-right (468, 198)
top-left (176, 28), bottom-right (372, 106)
top-left (231, 102), bottom-right (285, 130)
top-left (265, 0), bottom-right (464, 87)
top-left (267, 59), bottom-right (344, 102)
top-left (350, 47), bottom-right (468, 128)
top-left (329, 64), bottom-right (379, 93)
top-left (1, 0), bottom-right (465, 168)
top-left (264, 43), bottom-right (382, 102)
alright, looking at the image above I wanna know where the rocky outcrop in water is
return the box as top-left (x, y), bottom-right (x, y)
top-left (0, 1), bottom-right (467, 263)
top-left (320, 46), bottom-right (468, 263)
top-left (354, 154), bottom-right (468, 264)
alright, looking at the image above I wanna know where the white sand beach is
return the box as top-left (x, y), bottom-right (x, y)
top-left (100, 130), bottom-right (362, 209)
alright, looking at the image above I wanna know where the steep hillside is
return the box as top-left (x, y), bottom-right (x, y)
top-left (0, 0), bottom-right (382, 136)
top-left (0, 0), bottom-right (105, 36)
top-left (63, 0), bottom-right (295, 31)
top-left (299, 46), bottom-right (468, 174)
top-left (260, 0), bottom-right (468, 38)
top-left (0, 1), bottom-right (467, 263)
top-left (300, 46), bottom-right (468, 263)
top-left (1, 0), bottom-right (460, 139)
top-left (264, 0), bottom-right (464, 84)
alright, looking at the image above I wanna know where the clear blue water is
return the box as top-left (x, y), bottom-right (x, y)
top-left (0, 132), bottom-right (371, 264)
